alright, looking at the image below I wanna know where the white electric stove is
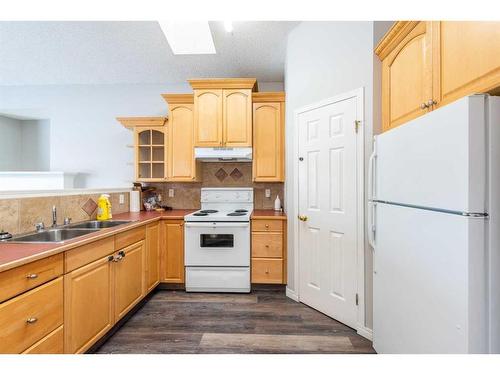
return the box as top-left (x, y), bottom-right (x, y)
top-left (184, 188), bottom-right (253, 293)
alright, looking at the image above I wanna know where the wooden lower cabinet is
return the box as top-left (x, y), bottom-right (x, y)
top-left (1, 221), bottom-right (171, 353)
top-left (251, 258), bottom-right (283, 284)
top-left (251, 217), bottom-right (287, 284)
top-left (23, 326), bottom-right (64, 354)
top-left (0, 253), bottom-right (63, 303)
top-left (146, 223), bottom-right (160, 292)
top-left (161, 220), bottom-right (185, 283)
top-left (64, 255), bottom-right (114, 354)
top-left (114, 240), bottom-right (146, 321)
top-left (0, 277), bottom-right (63, 353)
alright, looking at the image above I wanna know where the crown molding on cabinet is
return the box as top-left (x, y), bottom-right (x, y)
top-left (161, 94), bottom-right (194, 104)
top-left (374, 21), bottom-right (420, 59)
top-left (252, 92), bottom-right (286, 102)
top-left (116, 117), bottom-right (168, 130)
top-left (188, 78), bottom-right (258, 91)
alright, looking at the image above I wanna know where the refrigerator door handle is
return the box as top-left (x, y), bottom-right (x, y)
top-left (368, 140), bottom-right (377, 201)
top-left (368, 201), bottom-right (376, 250)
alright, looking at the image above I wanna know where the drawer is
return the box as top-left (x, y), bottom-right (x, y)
top-left (0, 254), bottom-right (63, 303)
top-left (251, 258), bottom-right (283, 284)
top-left (0, 277), bottom-right (63, 353)
top-left (22, 325), bottom-right (63, 354)
top-left (252, 232), bottom-right (283, 258)
top-left (115, 226), bottom-right (146, 250)
top-left (252, 219), bottom-right (283, 232)
top-left (65, 237), bottom-right (114, 272)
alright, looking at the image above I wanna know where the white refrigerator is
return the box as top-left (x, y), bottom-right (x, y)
top-left (369, 95), bottom-right (500, 353)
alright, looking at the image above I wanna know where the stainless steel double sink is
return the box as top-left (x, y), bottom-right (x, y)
top-left (5, 220), bottom-right (132, 244)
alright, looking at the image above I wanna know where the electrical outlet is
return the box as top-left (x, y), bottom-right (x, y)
top-left (119, 194), bottom-right (125, 204)
top-left (168, 189), bottom-right (174, 198)
top-left (265, 189), bottom-right (271, 198)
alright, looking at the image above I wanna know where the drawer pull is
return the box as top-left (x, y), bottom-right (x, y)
top-left (265, 270), bottom-right (269, 274)
top-left (26, 317), bottom-right (38, 324)
top-left (265, 224), bottom-right (269, 229)
top-left (26, 273), bottom-right (38, 279)
top-left (265, 244), bottom-right (270, 248)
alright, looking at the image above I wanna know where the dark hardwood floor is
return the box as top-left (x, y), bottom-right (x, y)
top-left (95, 287), bottom-right (375, 354)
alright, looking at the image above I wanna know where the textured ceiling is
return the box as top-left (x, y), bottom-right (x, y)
top-left (0, 21), bottom-right (298, 85)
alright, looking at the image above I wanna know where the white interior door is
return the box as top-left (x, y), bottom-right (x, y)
top-left (298, 95), bottom-right (359, 329)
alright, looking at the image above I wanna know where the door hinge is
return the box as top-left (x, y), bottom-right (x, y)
top-left (355, 293), bottom-right (359, 306)
top-left (354, 120), bottom-right (361, 134)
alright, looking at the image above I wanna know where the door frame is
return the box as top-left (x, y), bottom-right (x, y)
top-left (291, 87), bottom-right (367, 338)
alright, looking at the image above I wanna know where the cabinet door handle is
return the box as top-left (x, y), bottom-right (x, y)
top-left (26, 273), bottom-right (38, 279)
top-left (420, 102), bottom-right (429, 110)
top-left (26, 317), bottom-right (38, 324)
top-left (265, 244), bottom-right (270, 248)
top-left (427, 99), bottom-right (437, 107)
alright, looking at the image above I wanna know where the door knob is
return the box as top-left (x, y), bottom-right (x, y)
top-left (298, 215), bottom-right (308, 222)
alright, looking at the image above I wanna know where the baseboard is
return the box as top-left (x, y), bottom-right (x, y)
top-left (285, 287), bottom-right (299, 302)
top-left (357, 325), bottom-right (373, 341)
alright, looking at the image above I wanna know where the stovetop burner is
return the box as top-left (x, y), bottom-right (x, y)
top-left (234, 209), bottom-right (248, 213)
top-left (227, 212), bottom-right (246, 216)
top-left (200, 209), bottom-right (218, 214)
top-left (193, 212), bottom-right (208, 216)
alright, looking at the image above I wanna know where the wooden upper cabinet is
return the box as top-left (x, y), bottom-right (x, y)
top-left (162, 94), bottom-right (199, 182)
top-left (252, 92), bottom-right (285, 182)
top-left (193, 89), bottom-right (223, 146)
top-left (189, 78), bottom-right (257, 147)
top-left (117, 117), bottom-right (168, 182)
top-left (377, 21), bottom-right (433, 131)
top-left (433, 21), bottom-right (500, 107)
top-left (223, 89), bottom-right (252, 146)
top-left (376, 21), bottom-right (500, 132)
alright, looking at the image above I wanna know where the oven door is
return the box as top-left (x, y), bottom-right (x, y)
top-left (184, 222), bottom-right (250, 267)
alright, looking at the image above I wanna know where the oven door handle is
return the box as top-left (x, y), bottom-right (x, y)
top-left (184, 222), bottom-right (250, 228)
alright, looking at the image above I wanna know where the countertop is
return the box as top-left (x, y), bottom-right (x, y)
top-left (251, 210), bottom-right (287, 220)
top-left (0, 209), bottom-right (195, 273)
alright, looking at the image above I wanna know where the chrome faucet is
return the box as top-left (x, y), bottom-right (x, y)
top-left (52, 205), bottom-right (57, 227)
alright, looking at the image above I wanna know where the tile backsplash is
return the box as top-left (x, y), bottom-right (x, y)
top-left (0, 192), bottom-right (129, 236)
top-left (0, 163), bottom-right (283, 235)
top-left (148, 162), bottom-right (284, 210)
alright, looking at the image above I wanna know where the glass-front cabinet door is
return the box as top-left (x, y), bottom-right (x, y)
top-left (135, 127), bottom-right (167, 181)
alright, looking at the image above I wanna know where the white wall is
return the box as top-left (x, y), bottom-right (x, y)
top-left (0, 84), bottom-right (190, 187)
top-left (284, 21), bottom-right (392, 330)
top-left (20, 119), bottom-right (51, 171)
top-left (0, 115), bottom-right (22, 170)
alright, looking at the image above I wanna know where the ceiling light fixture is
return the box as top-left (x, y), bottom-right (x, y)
top-left (158, 21), bottom-right (216, 55)
top-left (224, 21), bottom-right (233, 33)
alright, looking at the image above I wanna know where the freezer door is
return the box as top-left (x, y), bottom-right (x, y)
top-left (373, 203), bottom-right (487, 353)
top-left (375, 95), bottom-right (486, 213)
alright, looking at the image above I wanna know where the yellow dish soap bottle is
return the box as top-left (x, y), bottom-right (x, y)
top-left (97, 194), bottom-right (112, 221)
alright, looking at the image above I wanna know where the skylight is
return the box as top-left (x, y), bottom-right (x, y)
top-left (158, 21), bottom-right (216, 55)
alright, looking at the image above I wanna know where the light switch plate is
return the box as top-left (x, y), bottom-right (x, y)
top-left (119, 194), bottom-right (125, 204)
top-left (168, 188), bottom-right (174, 198)
top-left (265, 189), bottom-right (271, 198)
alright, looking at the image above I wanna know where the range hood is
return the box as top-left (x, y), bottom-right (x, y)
top-left (194, 147), bottom-right (252, 162)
